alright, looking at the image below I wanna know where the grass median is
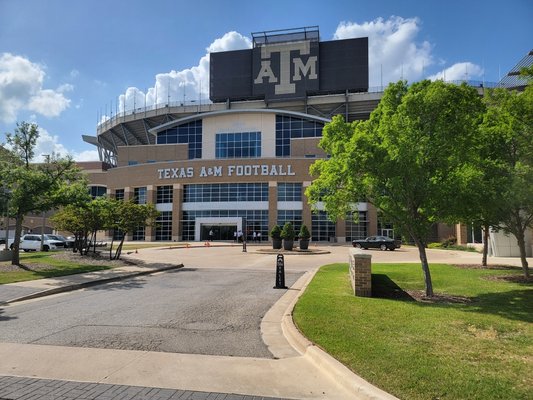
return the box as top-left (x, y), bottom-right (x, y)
top-left (293, 263), bottom-right (532, 400)
top-left (0, 252), bottom-right (116, 284)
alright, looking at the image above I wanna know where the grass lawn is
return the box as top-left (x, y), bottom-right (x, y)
top-left (0, 252), bottom-right (113, 284)
top-left (293, 263), bottom-right (532, 400)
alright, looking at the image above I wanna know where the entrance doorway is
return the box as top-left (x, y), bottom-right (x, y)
top-left (201, 224), bottom-right (237, 241)
top-left (195, 217), bottom-right (243, 242)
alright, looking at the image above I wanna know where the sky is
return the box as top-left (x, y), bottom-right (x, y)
top-left (0, 0), bottom-right (531, 162)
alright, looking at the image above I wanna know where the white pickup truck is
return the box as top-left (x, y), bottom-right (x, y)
top-left (5, 234), bottom-right (65, 252)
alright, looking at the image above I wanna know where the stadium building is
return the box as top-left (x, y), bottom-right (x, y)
top-left (73, 29), bottom-right (529, 252)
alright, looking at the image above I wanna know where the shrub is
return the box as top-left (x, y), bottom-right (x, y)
top-left (280, 222), bottom-right (296, 240)
top-left (270, 225), bottom-right (282, 239)
top-left (299, 224), bottom-right (310, 239)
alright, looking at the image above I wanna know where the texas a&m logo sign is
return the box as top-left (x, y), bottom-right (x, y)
top-left (252, 40), bottom-right (319, 98)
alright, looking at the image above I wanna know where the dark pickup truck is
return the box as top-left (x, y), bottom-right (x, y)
top-left (352, 236), bottom-right (401, 251)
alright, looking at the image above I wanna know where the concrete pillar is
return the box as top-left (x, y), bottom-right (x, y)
top-left (172, 184), bottom-right (182, 241)
top-left (349, 248), bottom-right (372, 297)
top-left (367, 203), bottom-right (378, 236)
top-left (336, 219), bottom-right (346, 243)
top-left (268, 181), bottom-right (278, 240)
top-left (145, 185), bottom-right (156, 241)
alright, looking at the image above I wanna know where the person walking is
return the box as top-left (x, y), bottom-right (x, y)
top-left (208, 229), bottom-right (214, 242)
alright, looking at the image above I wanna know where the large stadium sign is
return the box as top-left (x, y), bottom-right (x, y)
top-left (252, 40), bottom-right (319, 98)
top-left (210, 31), bottom-right (368, 102)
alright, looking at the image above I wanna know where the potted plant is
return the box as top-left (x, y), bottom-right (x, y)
top-left (298, 224), bottom-right (311, 250)
top-left (281, 222), bottom-right (295, 251)
top-left (270, 225), bottom-right (282, 249)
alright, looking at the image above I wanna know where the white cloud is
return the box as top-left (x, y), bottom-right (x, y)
top-left (118, 31), bottom-right (252, 113)
top-left (28, 89), bottom-right (71, 117)
top-left (427, 62), bottom-right (484, 82)
top-left (0, 53), bottom-right (72, 122)
top-left (32, 126), bottom-right (99, 162)
top-left (334, 16), bottom-right (433, 88)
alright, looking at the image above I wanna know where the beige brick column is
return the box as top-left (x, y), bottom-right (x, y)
top-left (367, 203), bottom-right (378, 236)
top-left (349, 248), bottom-right (372, 297)
top-left (336, 219), bottom-right (346, 243)
top-left (268, 181), bottom-right (278, 240)
top-left (124, 187), bottom-right (133, 241)
top-left (145, 185), bottom-right (156, 241)
top-left (172, 184), bottom-right (182, 241)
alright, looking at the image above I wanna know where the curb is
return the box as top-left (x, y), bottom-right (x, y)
top-left (282, 268), bottom-right (400, 400)
top-left (5, 264), bottom-right (184, 304)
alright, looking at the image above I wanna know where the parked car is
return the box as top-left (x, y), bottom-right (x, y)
top-left (10, 234), bottom-right (65, 252)
top-left (47, 234), bottom-right (75, 248)
top-left (352, 236), bottom-right (401, 251)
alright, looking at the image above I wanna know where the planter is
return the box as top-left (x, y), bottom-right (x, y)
top-left (299, 239), bottom-right (310, 250)
top-left (272, 238), bottom-right (282, 249)
top-left (283, 239), bottom-right (294, 251)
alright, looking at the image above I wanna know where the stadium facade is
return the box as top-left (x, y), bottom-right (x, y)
top-left (38, 28), bottom-right (528, 253)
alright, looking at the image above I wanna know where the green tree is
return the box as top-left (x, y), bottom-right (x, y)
top-left (480, 85), bottom-right (533, 277)
top-left (1, 122), bottom-right (85, 265)
top-left (307, 80), bottom-right (485, 296)
top-left (109, 200), bottom-right (159, 260)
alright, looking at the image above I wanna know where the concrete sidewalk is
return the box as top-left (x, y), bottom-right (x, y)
top-left (0, 262), bottom-right (183, 305)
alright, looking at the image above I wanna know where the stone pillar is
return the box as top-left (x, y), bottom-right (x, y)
top-left (367, 203), bottom-right (378, 236)
top-left (349, 248), bottom-right (372, 297)
top-left (172, 184), bottom-right (182, 241)
top-left (145, 185), bottom-right (156, 241)
top-left (124, 187), bottom-right (133, 241)
top-left (336, 219), bottom-right (346, 243)
top-left (268, 181), bottom-right (278, 240)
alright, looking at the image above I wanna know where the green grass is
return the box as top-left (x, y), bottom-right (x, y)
top-left (293, 263), bottom-right (532, 400)
top-left (0, 252), bottom-right (113, 284)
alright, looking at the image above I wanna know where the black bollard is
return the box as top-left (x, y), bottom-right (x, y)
top-left (274, 254), bottom-right (287, 289)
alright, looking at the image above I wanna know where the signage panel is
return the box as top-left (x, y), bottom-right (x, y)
top-left (209, 37), bottom-right (368, 102)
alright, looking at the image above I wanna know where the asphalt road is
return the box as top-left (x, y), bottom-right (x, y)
top-left (0, 267), bottom-right (301, 358)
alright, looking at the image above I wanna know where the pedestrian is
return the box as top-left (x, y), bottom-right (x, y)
top-left (253, 231), bottom-right (257, 242)
top-left (257, 232), bottom-right (261, 242)
top-left (233, 231), bottom-right (237, 242)
top-left (209, 229), bottom-right (214, 242)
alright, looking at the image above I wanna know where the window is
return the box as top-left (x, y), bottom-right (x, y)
top-left (156, 120), bottom-right (202, 159)
top-left (277, 183), bottom-right (302, 201)
top-left (128, 161), bottom-right (139, 166)
top-left (216, 132), bottom-right (261, 159)
top-left (89, 186), bottom-right (106, 199)
top-left (277, 210), bottom-right (302, 234)
top-left (115, 189), bottom-right (125, 201)
top-left (132, 225), bottom-right (145, 241)
top-left (155, 211), bottom-right (172, 241)
top-left (133, 187), bottom-right (147, 204)
top-left (156, 185), bottom-right (173, 203)
top-left (312, 211), bottom-right (336, 241)
top-left (276, 115), bottom-right (324, 157)
top-left (183, 183), bottom-right (268, 202)
top-left (345, 211), bottom-right (368, 241)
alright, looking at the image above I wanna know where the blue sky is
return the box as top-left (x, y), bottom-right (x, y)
top-left (1, 0), bottom-right (531, 162)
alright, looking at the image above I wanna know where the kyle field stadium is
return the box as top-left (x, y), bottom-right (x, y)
top-left (19, 27), bottom-right (533, 256)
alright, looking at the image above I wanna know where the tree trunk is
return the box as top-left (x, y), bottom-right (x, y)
top-left (414, 237), bottom-right (434, 297)
top-left (11, 213), bottom-right (24, 265)
top-left (515, 229), bottom-right (530, 278)
top-left (482, 223), bottom-right (490, 267)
